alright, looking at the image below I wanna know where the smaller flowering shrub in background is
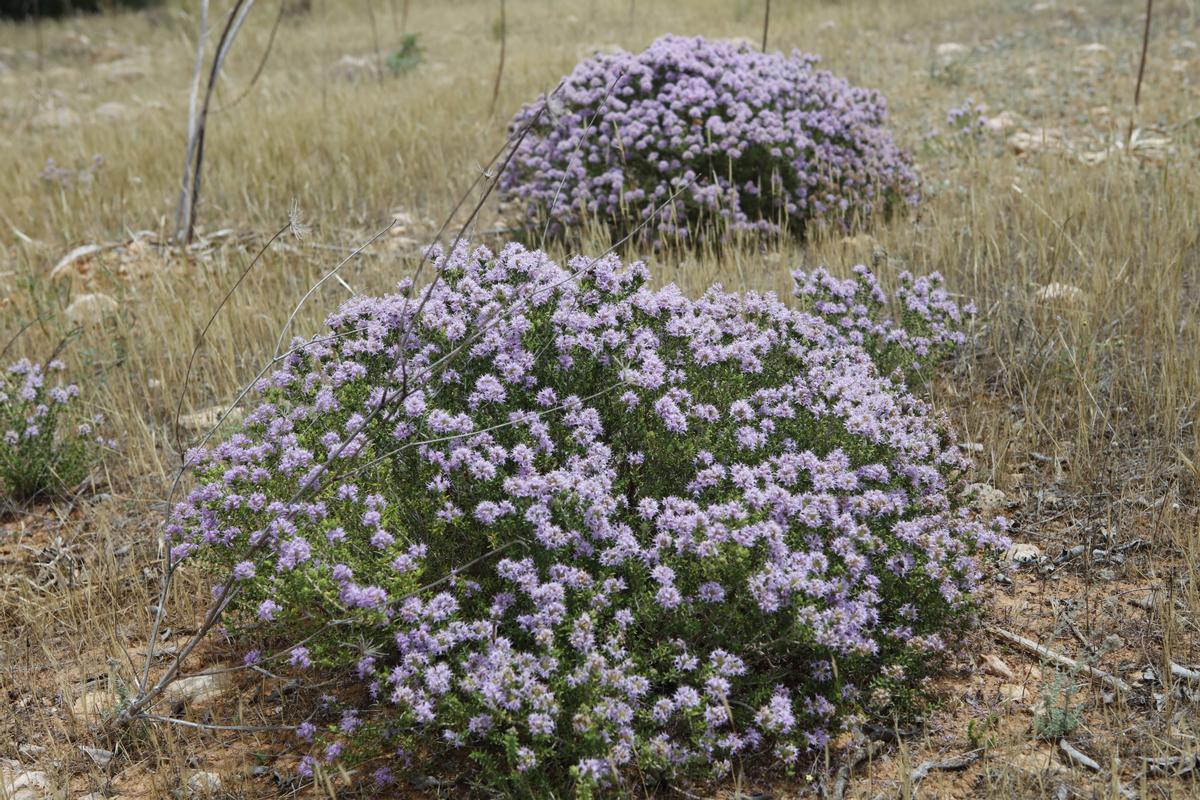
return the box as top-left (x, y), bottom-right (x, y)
top-left (0, 358), bottom-right (104, 502)
top-left (501, 35), bottom-right (918, 246)
top-left (945, 97), bottom-right (987, 138)
top-left (171, 244), bottom-right (1005, 796)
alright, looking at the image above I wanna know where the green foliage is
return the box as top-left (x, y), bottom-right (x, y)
top-left (386, 34), bottom-right (423, 75)
top-left (966, 713), bottom-right (999, 750)
top-left (1033, 671), bottom-right (1082, 740)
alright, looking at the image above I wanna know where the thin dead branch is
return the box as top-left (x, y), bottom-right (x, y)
top-left (908, 749), bottom-right (982, 784)
top-left (489, 0), bottom-right (507, 116)
top-left (990, 626), bottom-right (1133, 694)
top-left (1126, 0), bottom-right (1154, 148)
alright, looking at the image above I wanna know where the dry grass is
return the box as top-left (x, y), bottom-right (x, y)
top-left (1, 0), bottom-right (1198, 797)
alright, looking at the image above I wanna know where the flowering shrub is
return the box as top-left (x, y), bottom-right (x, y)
top-left (170, 243), bottom-right (1004, 794)
top-left (944, 97), bottom-right (987, 138)
top-left (500, 35), bottom-right (918, 245)
top-left (793, 265), bottom-right (975, 385)
top-left (1, 358), bottom-right (103, 501)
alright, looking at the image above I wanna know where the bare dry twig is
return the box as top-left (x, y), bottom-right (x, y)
top-left (990, 626), bottom-right (1133, 694)
top-left (1126, 0), bottom-right (1154, 148)
top-left (908, 748), bottom-right (982, 784)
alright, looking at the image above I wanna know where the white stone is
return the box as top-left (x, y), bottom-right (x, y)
top-left (998, 682), bottom-right (1031, 704)
top-left (1007, 128), bottom-right (1066, 156)
top-left (187, 771), bottom-right (222, 797)
top-left (982, 653), bottom-right (1016, 680)
top-left (1007, 542), bottom-right (1043, 564)
top-left (163, 673), bottom-right (230, 705)
top-left (936, 42), bottom-right (970, 58)
top-left (1011, 748), bottom-right (1070, 777)
top-left (0, 762), bottom-right (51, 800)
top-left (984, 110), bottom-right (1018, 132)
top-left (71, 690), bottom-right (119, 720)
top-left (965, 483), bottom-right (1006, 515)
top-left (66, 293), bottom-right (119, 327)
top-left (78, 745), bottom-right (113, 767)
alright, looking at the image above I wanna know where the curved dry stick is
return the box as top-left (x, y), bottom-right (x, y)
top-left (761, 0), bottom-right (771, 52)
top-left (181, 0), bottom-right (260, 245)
top-left (212, 0), bottom-right (287, 115)
top-left (0, 313), bottom-right (50, 360)
top-left (174, 0), bottom-right (210, 243)
top-left (272, 221), bottom-right (395, 358)
top-left (990, 626), bottom-right (1132, 693)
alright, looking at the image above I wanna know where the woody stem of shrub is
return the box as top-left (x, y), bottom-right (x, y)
top-left (489, 0), bottom-right (507, 116)
top-left (761, 0), bottom-right (770, 52)
top-left (174, 0), bottom-right (208, 245)
top-left (212, 0), bottom-right (287, 114)
top-left (1127, 0), bottom-right (1153, 149)
top-left (175, 0), bottom-right (259, 246)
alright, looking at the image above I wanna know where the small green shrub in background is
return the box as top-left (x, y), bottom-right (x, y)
top-left (386, 34), bottom-right (423, 76)
top-left (0, 358), bottom-right (104, 502)
top-left (1034, 671), bottom-right (1082, 740)
top-left (0, 0), bottom-right (162, 21)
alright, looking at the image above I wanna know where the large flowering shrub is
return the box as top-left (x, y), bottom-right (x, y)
top-left (170, 244), bottom-right (1003, 794)
top-left (500, 35), bottom-right (918, 245)
top-left (1, 358), bottom-right (103, 502)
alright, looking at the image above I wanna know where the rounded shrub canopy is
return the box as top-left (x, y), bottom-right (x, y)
top-left (501, 35), bottom-right (919, 245)
top-left (171, 244), bottom-right (1002, 794)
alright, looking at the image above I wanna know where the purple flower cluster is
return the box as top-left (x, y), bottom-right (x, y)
top-left (501, 35), bottom-right (918, 244)
top-left (171, 243), bottom-right (1004, 792)
top-left (945, 97), bottom-right (987, 134)
top-left (792, 264), bottom-right (976, 380)
top-left (1, 358), bottom-right (106, 500)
